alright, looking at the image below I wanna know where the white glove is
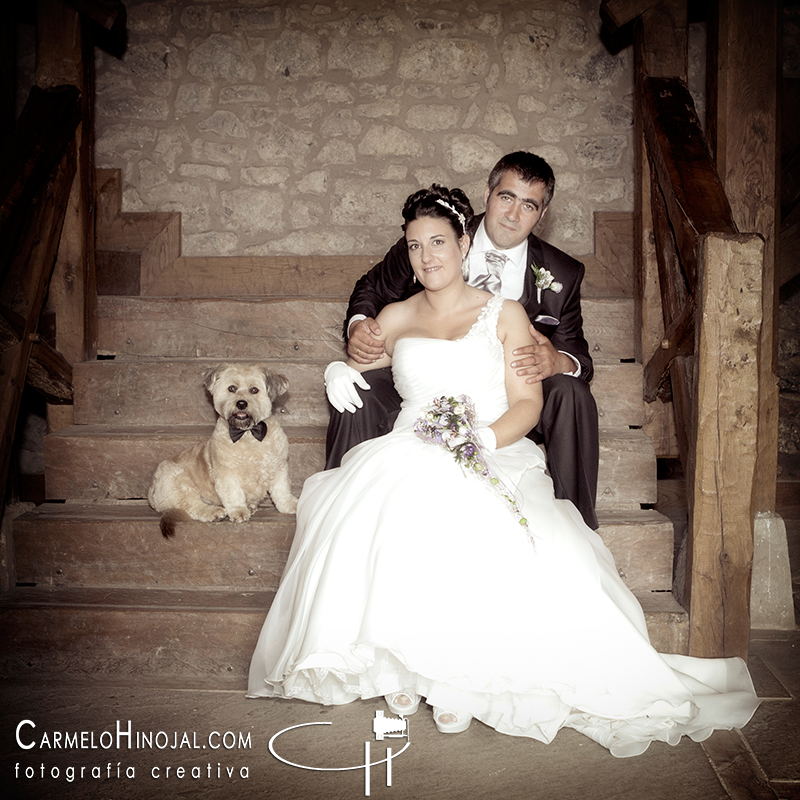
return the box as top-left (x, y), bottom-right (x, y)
top-left (324, 361), bottom-right (370, 414)
top-left (476, 427), bottom-right (497, 452)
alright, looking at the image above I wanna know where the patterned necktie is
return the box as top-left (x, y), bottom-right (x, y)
top-left (478, 250), bottom-right (508, 294)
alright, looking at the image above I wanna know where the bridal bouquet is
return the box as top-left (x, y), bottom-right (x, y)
top-left (413, 395), bottom-right (530, 534)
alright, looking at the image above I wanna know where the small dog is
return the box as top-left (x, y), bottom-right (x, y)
top-left (148, 363), bottom-right (299, 538)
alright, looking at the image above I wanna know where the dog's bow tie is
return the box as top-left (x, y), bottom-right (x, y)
top-left (228, 420), bottom-right (268, 443)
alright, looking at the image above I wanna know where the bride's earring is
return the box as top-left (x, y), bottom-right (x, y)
top-left (461, 256), bottom-right (469, 280)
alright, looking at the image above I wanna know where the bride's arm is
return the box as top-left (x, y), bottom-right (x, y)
top-left (488, 301), bottom-right (543, 448)
top-left (344, 302), bottom-right (405, 373)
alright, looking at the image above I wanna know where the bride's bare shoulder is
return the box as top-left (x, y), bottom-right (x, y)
top-left (375, 297), bottom-right (417, 336)
top-left (497, 299), bottom-right (533, 342)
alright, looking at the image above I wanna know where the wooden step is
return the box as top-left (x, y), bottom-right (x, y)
top-left (72, 358), bottom-right (645, 429)
top-left (43, 425), bottom-right (657, 509)
top-left (0, 587), bottom-right (271, 680)
top-left (0, 585), bottom-right (687, 681)
top-left (596, 428), bottom-right (658, 509)
top-left (95, 169), bottom-right (182, 295)
top-left (143, 255), bottom-right (380, 297)
top-left (13, 505), bottom-right (674, 593)
top-left (575, 211), bottom-right (635, 299)
top-left (43, 424), bottom-right (322, 500)
top-left (13, 503), bottom-right (295, 591)
top-left (127, 210), bottom-right (635, 300)
top-left (96, 296), bottom-right (636, 361)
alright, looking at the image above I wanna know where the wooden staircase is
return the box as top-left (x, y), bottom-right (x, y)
top-left (0, 173), bottom-right (688, 686)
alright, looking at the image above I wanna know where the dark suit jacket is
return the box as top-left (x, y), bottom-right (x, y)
top-left (345, 214), bottom-right (593, 383)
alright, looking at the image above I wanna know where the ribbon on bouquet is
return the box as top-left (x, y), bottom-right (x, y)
top-left (412, 395), bottom-right (536, 546)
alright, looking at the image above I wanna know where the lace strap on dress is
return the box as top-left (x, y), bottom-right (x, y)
top-left (463, 294), bottom-right (505, 346)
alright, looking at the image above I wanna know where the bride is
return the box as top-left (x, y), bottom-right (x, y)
top-left (247, 185), bottom-right (759, 757)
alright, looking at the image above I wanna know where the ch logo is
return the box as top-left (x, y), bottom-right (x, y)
top-left (269, 710), bottom-right (411, 796)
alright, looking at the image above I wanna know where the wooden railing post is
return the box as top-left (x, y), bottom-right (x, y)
top-left (688, 233), bottom-right (764, 658)
top-left (35, 0), bottom-right (98, 433)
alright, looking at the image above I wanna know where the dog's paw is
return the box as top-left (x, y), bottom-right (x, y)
top-left (195, 505), bottom-right (226, 523)
top-left (274, 495), bottom-right (299, 515)
top-left (226, 506), bottom-right (252, 524)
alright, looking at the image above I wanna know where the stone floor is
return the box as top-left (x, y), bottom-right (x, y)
top-left (1, 521), bottom-right (798, 800)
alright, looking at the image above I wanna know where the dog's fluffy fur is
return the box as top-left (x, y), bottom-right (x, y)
top-left (148, 364), bottom-right (298, 538)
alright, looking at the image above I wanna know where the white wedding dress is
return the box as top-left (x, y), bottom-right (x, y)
top-left (247, 296), bottom-right (759, 757)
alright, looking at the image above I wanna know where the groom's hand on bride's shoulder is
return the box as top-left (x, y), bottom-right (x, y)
top-left (347, 318), bottom-right (386, 364)
top-left (511, 326), bottom-right (572, 384)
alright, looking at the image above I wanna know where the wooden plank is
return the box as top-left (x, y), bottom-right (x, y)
top-left (688, 233), bottom-right (764, 659)
top-left (709, 0), bottom-right (780, 515)
top-left (643, 398), bottom-right (679, 459)
top-left (0, 142), bottom-right (77, 514)
top-left (37, 0), bottom-right (97, 435)
top-left (0, 86), bottom-right (82, 286)
top-left (641, 76), bottom-right (737, 281)
top-left (644, 151), bottom-right (695, 428)
top-left (0, 309), bottom-right (73, 404)
top-left (780, 219), bottom-right (800, 288)
top-left (71, 357), bottom-right (644, 430)
top-left (96, 296), bottom-right (351, 361)
top-left (96, 250), bottom-right (141, 295)
top-left (635, 0), bottom-right (686, 78)
top-left (0, 587), bottom-right (274, 680)
top-left (595, 509), bottom-right (675, 590)
top-left (43, 424), bottom-right (326, 500)
top-left (143, 255), bottom-right (382, 298)
top-left (12, 503), bottom-right (673, 594)
top-left (14, 504), bottom-right (295, 591)
top-left (632, 0), bottom-right (686, 375)
top-left (0, 587), bottom-right (685, 679)
top-left (95, 296), bottom-right (639, 362)
top-left (600, 0), bottom-right (663, 33)
top-left (578, 212), bottom-right (635, 298)
top-left (596, 428), bottom-right (658, 509)
top-left (43, 424), bottom-right (654, 509)
top-left (643, 301), bottom-right (694, 403)
top-left (0, 8), bottom-right (14, 144)
top-left (63, 0), bottom-right (126, 34)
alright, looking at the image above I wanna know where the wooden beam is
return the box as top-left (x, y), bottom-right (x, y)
top-left (0, 8), bottom-right (15, 144)
top-left (780, 218), bottom-right (800, 288)
top-left (600, 0), bottom-right (663, 33)
top-left (708, 0), bottom-right (780, 516)
top-left (632, 0), bottom-right (686, 452)
top-left (0, 140), bottom-right (77, 510)
top-left (0, 85), bottom-right (82, 285)
top-left (0, 309), bottom-right (73, 404)
top-left (63, 0), bottom-right (126, 33)
top-left (643, 300), bottom-right (694, 403)
top-left (641, 76), bottom-right (738, 286)
top-left (37, 0), bottom-right (98, 434)
top-left (688, 233), bottom-right (764, 659)
top-left (633, 0), bottom-right (686, 360)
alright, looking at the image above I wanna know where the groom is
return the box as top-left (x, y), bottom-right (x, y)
top-left (326, 151), bottom-right (599, 530)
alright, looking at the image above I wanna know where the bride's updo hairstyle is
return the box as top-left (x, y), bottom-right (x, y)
top-left (401, 184), bottom-right (474, 239)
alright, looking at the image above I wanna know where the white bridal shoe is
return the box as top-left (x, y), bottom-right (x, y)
top-left (433, 707), bottom-right (473, 734)
top-left (385, 691), bottom-right (421, 716)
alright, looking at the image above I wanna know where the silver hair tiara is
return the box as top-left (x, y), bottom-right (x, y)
top-left (435, 198), bottom-right (466, 234)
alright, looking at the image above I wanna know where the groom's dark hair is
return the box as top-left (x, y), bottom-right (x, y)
top-left (488, 151), bottom-right (555, 207)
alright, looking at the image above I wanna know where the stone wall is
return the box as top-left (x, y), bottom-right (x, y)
top-left (94, 0), bottom-right (634, 259)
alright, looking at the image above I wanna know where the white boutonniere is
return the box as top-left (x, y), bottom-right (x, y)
top-left (530, 262), bottom-right (563, 303)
